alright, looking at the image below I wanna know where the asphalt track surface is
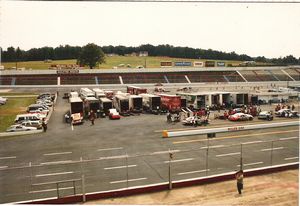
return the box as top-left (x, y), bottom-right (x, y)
top-left (0, 88), bottom-right (299, 203)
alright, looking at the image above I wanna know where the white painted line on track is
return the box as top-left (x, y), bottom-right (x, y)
top-left (237, 162), bottom-right (264, 167)
top-left (279, 136), bottom-right (298, 141)
top-left (261, 147), bottom-right (284, 152)
top-left (242, 141), bottom-right (263, 145)
top-left (104, 165), bottom-right (137, 170)
top-left (43, 152), bottom-right (72, 156)
top-left (0, 166), bottom-right (8, 169)
top-left (71, 124), bottom-right (74, 131)
top-left (177, 169), bottom-right (209, 175)
top-left (35, 171), bottom-right (74, 177)
top-left (201, 145), bottom-right (225, 149)
top-left (0, 156), bottom-right (16, 160)
top-left (97, 147), bottom-right (123, 152)
top-left (216, 152), bottom-right (240, 157)
top-left (164, 158), bottom-right (194, 163)
top-left (110, 177), bottom-right (147, 184)
top-left (29, 187), bottom-right (74, 194)
top-left (284, 157), bottom-right (299, 160)
top-left (40, 160), bottom-right (73, 165)
top-left (152, 150), bottom-right (180, 155)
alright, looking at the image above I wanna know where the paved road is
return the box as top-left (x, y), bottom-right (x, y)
top-left (0, 88), bottom-right (299, 203)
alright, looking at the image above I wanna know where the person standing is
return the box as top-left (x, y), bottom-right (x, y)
top-left (89, 110), bottom-right (95, 126)
top-left (42, 118), bottom-right (48, 132)
top-left (235, 170), bottom-right (244, 195)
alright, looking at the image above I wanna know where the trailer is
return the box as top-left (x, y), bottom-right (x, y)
top-left (158, 94), bottom-right (181, 112)
top-left (84, 97), bottom-right (100, 118)
top-left (69, 97), bottom-right (84, 124)
top-left (128, 95), bottom-right (143, 113)
top-left (113, 94), bottom-right (130, 115)
top-left (92, 88), bottom-right (106, 99)
top-left (127, 86), bottom-right (147, 95)
top-left (139, 93), bottom-right (161, 114)
top-left (99, 97), bottom-right (113, 115)
top-left (80, 88), bottom-right (95, 99)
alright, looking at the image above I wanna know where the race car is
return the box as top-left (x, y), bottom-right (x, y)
top-left (228, 113), bottom-right (253, 121)
top-left (257, 111), bottom-right (273, 121)
top-left (275, 109), bottom-right (299, 118)
top-left (109, 109), bottom-right (121, 120)
top-left (182, 116), bottom-right (208, 126)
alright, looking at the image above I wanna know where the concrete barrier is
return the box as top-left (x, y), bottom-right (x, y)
top-left (20, 162), bottom-right (298, 204)
top-left (163, 121), bottom-right (300, 138)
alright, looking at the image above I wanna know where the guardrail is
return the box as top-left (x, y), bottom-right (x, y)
top-left (163, 121), bottom-right (300, 138)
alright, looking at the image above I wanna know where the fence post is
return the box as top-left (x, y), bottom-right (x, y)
top-left (240, 144), bottom-right (243, 170)
top-left (206, 139), bottom-right (209, 176)
top-left (168, 149), bottom-right (173, 190)
top-left (126, 152), bottom-right (129, 188)
top-left (270, 141), bottom-right (274, 166)
top-left (80, 157), bottom-right (86, 203)
top-left (29, 162), bottom-right (33, 201)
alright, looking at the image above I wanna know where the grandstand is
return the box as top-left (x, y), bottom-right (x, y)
top-left (0, 66), bottom-right (299, 86)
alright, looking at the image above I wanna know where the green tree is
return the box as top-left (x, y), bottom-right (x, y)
top-left (77, 43), bottom-right (105, 69)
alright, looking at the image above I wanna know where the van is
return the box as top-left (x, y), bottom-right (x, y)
top-left (27, 104), bottom-right (49, 113)
top-left (15, 113), bottom-right (45, 123)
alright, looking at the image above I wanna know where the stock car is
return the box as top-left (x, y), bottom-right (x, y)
top-left (109, 109), bottom-right (121, 120)
top-left (228, 113), bottom-right (253, 121)
top-left (6, 124), bottom-right (37, 132)
top-left (275, 109), bottom-right (299, 118)
top-left (257, 111), bottom-right (274, 121)
top-left (182, 116), bottom-right (208, 126)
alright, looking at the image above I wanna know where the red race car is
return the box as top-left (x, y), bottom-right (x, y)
top-left (228, 113), bottom-right (253, 121)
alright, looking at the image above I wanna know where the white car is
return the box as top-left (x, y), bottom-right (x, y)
top-left (0, 97), bottom-right (7, 105)
top-left (18, 120), bottom-right (43, 129)
top-left (258, 111), bottom-right (273, 121)
top-left (6, 124), bottom-right (37, 132)
top-left (228, 113), bottom-right (254, 121)
top-left (109, 109), bottom-right (120, 119)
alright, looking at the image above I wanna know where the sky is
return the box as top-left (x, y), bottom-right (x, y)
top-left (1, 1), bottom-right (300, 58)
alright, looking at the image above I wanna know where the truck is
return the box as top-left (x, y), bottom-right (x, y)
top-left (69, 97), bottom-right (84, 124)
top-left (92, 88), bottom-right (106, 99)
top-left (158, 94), bottom-right (181, 112)
top-left (113, 94), bottom-right (130, 116)
top-left (99, 97), bottom-right (113, 115)
top-left (84, 97), bottom-right (100, 118)
top-left (80, 88), bottom-right (95, 99)
top-left (139, 93), bottom-right (161, 114)
top-left (127, 86), bottom-right (147, 95)
top-left (128, 95), bottom-right (143, 113)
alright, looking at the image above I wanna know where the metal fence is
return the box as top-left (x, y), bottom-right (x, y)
top-left (0, 138), bottom-right (298, 203)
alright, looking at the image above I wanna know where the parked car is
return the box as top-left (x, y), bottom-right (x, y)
top-left (0, 97), bottom-right (7, 105)
top-left (15, 113), bottom-right (45, 123)
top-left (109, 109), bottom-right (121, 120)
top-left (275, 109), bottom-right (299, 118)
top-left (6, 124), bottom-right (37, 132)
top-left (18, 120), bottom-right (42, 129)
top-left (228, 113), bottom-right (253, 121)
top-left (258, 111), bottom-right (273, 121)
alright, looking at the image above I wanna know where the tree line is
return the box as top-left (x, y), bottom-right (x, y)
top-left (1, 44), bottom-right (300, 65)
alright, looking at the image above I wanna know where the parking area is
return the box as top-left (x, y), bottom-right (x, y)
top-left (0, 85), bottom-right (299, 203)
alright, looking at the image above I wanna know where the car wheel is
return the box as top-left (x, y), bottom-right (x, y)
top-left (249, 117), bottom-right (253, 121)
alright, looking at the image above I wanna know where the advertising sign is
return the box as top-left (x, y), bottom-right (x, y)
top-left (174, 62), bottom-right (192, 67)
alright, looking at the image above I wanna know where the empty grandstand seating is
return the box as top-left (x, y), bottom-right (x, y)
top-left (14, 75), bottom-right (57, 85)
top-left (187, 71), bottom-right (243, 83)
top-left (121, 73), bottom-right (166, 84)
top-left (239, 70), bottom-right (263, 82)
top-left (165, 73), bottom-right (188, 83)
top-left (0, 76), bottom-right (14, 85)
top-left (60, 74), bottom-right (96, 84)
top-left (285, 69), bottom-right (300, 81)
top-left (268, 69), bottom-right (292, 81)
top-left (252, 70), bottom-right (278, 81)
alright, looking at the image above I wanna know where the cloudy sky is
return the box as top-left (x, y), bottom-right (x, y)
top-left (1, 1), bottom-right (300, 58)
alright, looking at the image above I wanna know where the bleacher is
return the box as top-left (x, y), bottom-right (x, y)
top-left (285, 69), bottom-right (300, 81)
top-left (252, 70), bottom-right (278, 81)
top-left (0, 76), bottom-right (14, 85)
top-left (187, 71), bottom-right (243, 83)
top-left (121, 73), bottom-right (166, 84)
top-left (239, 70), bottom-right (261, 82)
top-left (166, 73), bottom-right (188, 83)
top-left (60, 74), bottom-right (96, 84)
top-left (268, 69), bottom-right (291, 81)
top-left (96, 74), bottom-right (121, 84)
top-left (14, 75), bottom-right (57, 85)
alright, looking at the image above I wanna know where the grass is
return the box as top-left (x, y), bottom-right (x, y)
top-left (1, 56), bottom-right (244, 70)
top-left (0, 97), bottom-right (36, 132)
top-left (0, 93), bottom-right (38, 96)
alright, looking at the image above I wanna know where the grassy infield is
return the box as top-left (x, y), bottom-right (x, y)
top-left (1, 56), bottom-right (243, 70)
top-left (0, 56), bottom-right (243, 132)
